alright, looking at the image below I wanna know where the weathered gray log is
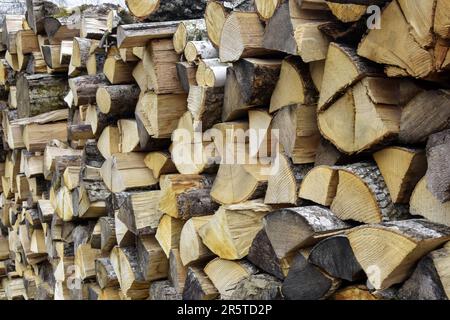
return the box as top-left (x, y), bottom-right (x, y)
top-left (426, 129), bottom-right (450, 203)
top-left (308, 235), bottom-right (364, 282)
top-left (16, 73), bottom-right (68, 118)
top-left (149, 280), bottom-right (182, 300)
top-left (99, 216), bottom-right (116, 254)
top-left (176, 188), bottom-right (220, 221)
top-left (97, 84), bottom-right (140, 117)
top-left (68, 74), bottom-right (108, 106)
top-left (26, 0), bottom-right (60, 34)
top-left (176, 61), bottom-right (197, 93)
top-left (230, 274), bottom-right (283, 300)
top-left (136, 234), bottom-right (169, 282)
top-left (95, 257), bottom-right (119, 289)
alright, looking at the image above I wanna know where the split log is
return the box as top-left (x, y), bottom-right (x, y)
top-left (318, 42), bottom-right (380, 112)
top-left (247, 229), bottom-right (293, 280)
top-left (425, 130), bottom-right (450, 202)
top-left (410, 178), bottom-right (450, 227)
top-left (23, 122), bottom-right (68, 152)
top-left (219, 12), bottom-right (273, 62)
top-left (144, 152), bottom-right (177, 179)
top-left (298, 165), bottom-right (338, 206)
top-left (179, 216), bottom-right (214, 266)
top-left (223, 58), bottom-right (281, 121)
top-left (100, 153), bottom-right (158, 193)
top-left (118, 119), bottom-right (141, 153)
top-left (96, 84), bottom-right (140, 117)
top-left (331, 285), bottom-right (378, 301)
top-left (68, 74), bottom-right (109, 106)
top-left (263, 206), bottom-right (350, 259)
top-left (374, 147), bottom-right (427, 204)
top-left (173, 19), bottom-right (207, 54)
top-left (16, 73), bottom-right (68, 118)
top-left (326, 0), bottom-right (371, 23)
top-left (264, 154), bottom-right (313, 205)
top-left (309, 235), bottom-right (364, 281)
top-left (43, 12), bottom-right (81, 43)
top-left (271, 104), bottom-right (321, 164)
top-left (159, 174), bottom-right (217, 220)
top-left (331, 162), bottom-right (410, 223)
top-left (182, 266), bottom-right (219, 300)
top-left (117, 21), bottom-right (179, 48)
top-left (114, 212), bottom-right (135, 248)
top-left (168, 249), bottom-right (188, 293)
top-left (254, 0), bottom-right (283, 20)
top-left (136, 234), bottom-right (169, 281)
top-left (26, 0), bottom-right (61, 34)
top-left (269, 56), bottom-right (317, 113)
top-left (282, 250), bottom-right (341, 300)
top-left (204, 258), bottom-right (257, 299)
top-left (187, 86), bottom-right (223, 131)
top-left (103, 55), bottom-right (136, 85)
top-left (99, 216), bottom-right (116, 254)
top-left (155, 214), bottom-right (185, 258)
top-left (397, 246), bottom-right (450, 300)
top-left (399, 90), bottom-right (450, 144)
top-left (125, 0), bottom-right (207, 21)
top-left (95, 257), bottom-right (119, 289)
top-left (176, 61), bottom-right (197, 93)
top-left (198, 200), bottom-right (272, 260)
top-left (149, 280), bottom-right (181, 300)
top-left (348, 219), bottom-right (450, 290)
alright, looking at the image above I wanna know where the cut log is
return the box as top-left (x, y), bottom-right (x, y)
top-left (168, 249), bottom-right (188, 293)
top-left (22, 122), bottom-right (68, 152)
top-left (118, 119), bottom-right (141, 153)
top-left (173, 19), bottom-right (207, 54)
top-left (199, 200), bottom-right (272, 260)
top-left (26, 0), bottom-right (61, 34)
top-left (373, 147), bottom-right (427, 204)
top-left (144, 152), bottom-right (177, 179)
top-left (219, 12), bottom-right (273, 62)
top-left (282, 250), bottom-right (341, 300)
top-left (247, 229), bottom-right (293, 280)
top-left (149, 280), bottom-right (181, 300)
top-left (309, 234), bottom-right (364, 281)
top-left (410, 178), bottom-right (450, 227)
top-left (318, 42), bottom-right (380, 112)
top-left (184, 40), bottom-right (218, 63)
top-left (69, 74), bottom-right (109, 107)
top-left (263, 206), bottom-right (350, 259)
top-left (298, 165), bottom-right (338, 206)
top-left (255, 0), bottom-right (282, 20)
top-left (96, 84), bottom-right (140, 117)
top-left (269, 56), bottom-right (317, 113)
top-left (187, 86), bottom-right (223, 131)
top-left (331, 285), bottom-right (378, 300)
top-left (203, 258), bottom-right (257, 299)
top-left (182, 266), bottom-right (219, 300)
top-left (99, 216), bottom-right (117, 254)
top-left (264, 153), bottom-right (313, 205)
top-left (176, 61), bottom-right (197, 93)
top-left (158, 174), bottom-right (218, 220)
top-left (426, 130), bottom-right (450, 203)
top-left (103, 55), bottom-right (136, 85)
top-left (331, 162), bottom-right (410, 223)
top-left (16, 73), bottom-right (68, 118)
top-left (271, 104), bottom-right (321, 164)
top-left (347, 219), bottom-right (450, 290)
top-left (397, 246), bottom-right (450, 300)
top-left (117, 21), bottom-right (179, 48)
top-left (230, 273), bottom-right (282, 300)
top-left (125, 0), bottom-right (207, 21)
top-left (136, 234), bottom-right (169, 281)
top-left (399, 90), bottom-right (450, 144)
top-left (100, 152), bottom-right (158, 193)
top-left (155, 214), bottom-right (185, 258)
top-left (95, 257), bottom-right (119, 289)
top-left (179, 216), bottom-right (214, 266)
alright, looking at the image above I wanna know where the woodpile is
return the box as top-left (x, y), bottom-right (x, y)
top-left (0, 0), bottom-right (449, 301)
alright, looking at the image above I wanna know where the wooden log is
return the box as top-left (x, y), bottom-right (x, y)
top-left (271, 104), bottom-right (321, 164)
top-left (204, 258), bottom-right (257, 299)
top-left (326, 0), bottom-right (370, 23)
top-left (223, 58), bottom-right (281, 121)
top-left (103, 55), bottom-right (136, 85)
top-left (176, 61), bottom-right (197, 93)
top-left (331, 162), bottom-right (410, 223)
top-left (159, 174), bottom-right (217, 220)
top-left (143, 39), bottom-right (184, 94)
top-left (155, 214), bottom-right (185, 258)
top-left (187, 86), bottom-right (223, 131)
top-left (219, 12), bottom-right (274, 62)
top-left (168, 249), bottom-right (188, 293)
top-left (247, 229), bottom-right (293, 280)
top-left (184, 40), bottom-right (218, 63)
top-left (410, 178), bottom-right (450, 227)
top-left (264, 206), bottom-right (349, 260)
top-left (144, 152), bottom-right (177, 179)
top-left (230, 273), bottom-right (282, 300)
top-left (117, 21), bottom-right (179, 48)
top-left (22, 122), bottom-right (68, 152)
top-left (134, 234), bottom-right (169, 283)
top-left (114, 212), bottom-right (135, 248)
top-left (96, 84), bottom-right (140, 117)
top-left (425, 130), bottom-right (450, 203)
top-left (149, 280), bottom-right (181, 300)
top-left (264, 154), bottom-right (313, 205)
top-left (125, 0), bottom-right (207, 21)
top-left (95, 257), bottom-right (119, 289)
top-left (397, 246), bottom-right (450, 300)
top-left (99, 216), bottom-right (117, 254)
top-left (43, 12), bottom-right (80, 43)
top-left (182, 266), bottom-right (219, 300)
top-left (179, 216), bottom-right (214, 266)
top-left (348, 219), bottom-right (450, 290)
top-left (16, 73), bottom-right (68, 118)
top-left (331, 285), bottom-right (378, 301)
top-left (254, 0), bottom-right (282, 21)
top-left (282, 250), bottom-right (341, 300)
top-left (118, 119), bottom-right (141, 153)
top-left (269, 56), bottom-right (317, 113)
top-left (399, 90), bottom-right (450, 144)
top-left (85, 105), bottom-right (118, 137)
top-left (298, 165), bottom-right (338, 206)
top-left (68, 74), bottom-right (109, 107)
top-left (309, 234), bottom-right (364, 282)
top-left (26, 0), bottom-right (61, 34)
top-left (198, 200), bottom-right (272, 260)
top-left (173, 19), bottom-right (207, 54)
top-left (374, 146), bottom-right (427, 204)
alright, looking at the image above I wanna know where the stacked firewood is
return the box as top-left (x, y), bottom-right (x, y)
top-left (0, 0), bottom-right (449, 300)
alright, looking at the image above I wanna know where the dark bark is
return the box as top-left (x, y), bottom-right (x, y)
top-left (426, 129), bottom-right (450, 202)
